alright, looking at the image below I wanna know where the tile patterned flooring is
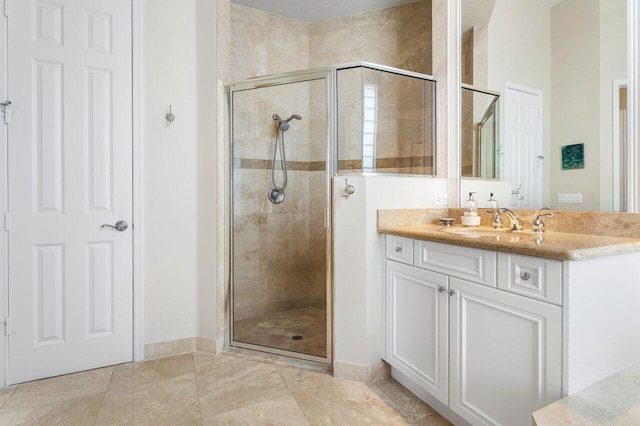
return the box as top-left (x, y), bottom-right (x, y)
top-left (0, 351), bottom-right (452, 425)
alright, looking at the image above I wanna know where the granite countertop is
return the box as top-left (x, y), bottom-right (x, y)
top-left (377, 224), bottom-right (640, 261)
top-left (533, 363), bottom-right (640, 425)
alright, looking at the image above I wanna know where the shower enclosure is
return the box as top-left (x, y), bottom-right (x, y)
top-left (228, 63), bottom-right (437, 364)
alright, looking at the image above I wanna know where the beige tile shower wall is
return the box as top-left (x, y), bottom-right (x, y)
top-left (232, 80), bottom-right (317, 320)
top-left (309, 1), bottom-right (432, 74)
top-left (308, 80), bottom-right (329, 304)
top-left (337, 67), bottom-right (435, 175)
top-left (230, 4), bottom-right (309, 81)
top-left (231, 74), bottom-right (327, 320)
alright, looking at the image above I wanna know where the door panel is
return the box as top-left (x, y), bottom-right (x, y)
top-left (449, 278), bottom-right (562, 426)
top-left (7, 0), bottom-right (133, 384)
top-left (504, 85), bottom-right (542, 209)
top-left (385, 260), bottom-right (449, 405)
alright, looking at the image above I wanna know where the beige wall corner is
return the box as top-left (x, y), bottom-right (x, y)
top-left (144, 338), bottom-right (197, 360)
top-left (333, 360), bottom-right (391, 383)
top-left (196, 337), bottom-right (222, 354)
top-left (196, 0), bottom-right (219, 346)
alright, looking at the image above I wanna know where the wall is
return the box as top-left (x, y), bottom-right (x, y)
top-left (229, 4), bottom-right (309, 80)
top-left (309, 1), bottom-right (432, 74)
top-left (196, 0), bottom-right (219, 343)
top-left (143, 0), bottom-right (217, 346)
top-left (486, 0), bottom-right (552, 206)
top-left (333, 176), bottom-right (448, 370)
top-left (599, 0), bottom-right (627, 210)
top-left (228, 6), bottom-right (328, 343)
top-left (550, 0), bottom-right (600, 211)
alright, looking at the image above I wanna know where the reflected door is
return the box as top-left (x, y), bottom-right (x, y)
top-left (504, 84), bottom-right (543, 209)
top-left (230, 75), bottom-right (331, 362)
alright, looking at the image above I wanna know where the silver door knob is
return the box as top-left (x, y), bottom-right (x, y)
top-left (101, 221), bottom-right (128, 232)
top-left (448, 289), bottom-right (456, 296)
top-left (520, 272), bottom-right (531, 281)
top-left (438, 286), bottom-right (446, 293)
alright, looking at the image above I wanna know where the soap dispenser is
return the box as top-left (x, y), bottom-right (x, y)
top-left (464, 192), bottom-right (478, 216)
top-left (487, 193), bottom-right (499, 212)
top-left (462, 193), bottom-right (481, 226)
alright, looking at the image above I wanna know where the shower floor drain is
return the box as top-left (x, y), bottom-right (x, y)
top-left (291, 335), bottom-right (304, 341)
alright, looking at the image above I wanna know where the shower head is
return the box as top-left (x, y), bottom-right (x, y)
top-left (273, 113), bottom-right (302, 131)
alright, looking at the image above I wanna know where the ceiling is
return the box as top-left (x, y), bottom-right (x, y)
top-left (230, 0), bottom-right (422, 23)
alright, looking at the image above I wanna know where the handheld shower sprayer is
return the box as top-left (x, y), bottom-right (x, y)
top-left (268, 113), bottom-right (302, 204)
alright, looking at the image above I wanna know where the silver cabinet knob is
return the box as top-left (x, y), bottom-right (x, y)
top-left (101, 221), bottom-right (128, 232)
top-left (520, 272), bottom-right (531, 281)
top-left (394, 246), bottom-right (402, 253)
top-left (438, 286), bottom-right (446, 293)
top-left (448, 289), bottom-right (456, 296)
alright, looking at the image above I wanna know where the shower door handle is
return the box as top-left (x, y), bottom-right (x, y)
top-left (324, 207), bottom-right (329, 229)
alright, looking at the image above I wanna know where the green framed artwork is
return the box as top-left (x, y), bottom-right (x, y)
top-left (561, 143), bottom-right (584, 170)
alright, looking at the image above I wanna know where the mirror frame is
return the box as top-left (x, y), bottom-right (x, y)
top-left (448, 0), bottom-right (640, 212)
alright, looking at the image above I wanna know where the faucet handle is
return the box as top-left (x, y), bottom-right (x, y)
top-left (532, 212), bottom-right (554, 233)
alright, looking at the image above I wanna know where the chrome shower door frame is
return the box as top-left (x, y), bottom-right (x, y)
top-left (228, 68), bottom-right (335, 365)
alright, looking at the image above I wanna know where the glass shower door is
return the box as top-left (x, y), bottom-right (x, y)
top-left (229, 73), bottom-right (331, 363)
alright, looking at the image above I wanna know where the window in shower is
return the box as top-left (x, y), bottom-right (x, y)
top-left (337, 65), bottom-right (437, 175)
top-left (362, 84), bottom-right (377, 173)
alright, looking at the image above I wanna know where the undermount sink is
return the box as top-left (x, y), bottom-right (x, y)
top-left (441, 226), bottom-right (536, 241)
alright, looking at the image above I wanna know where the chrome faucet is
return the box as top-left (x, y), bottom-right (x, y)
top-left (486, 209), bottom-right (503, 229)
top-left (532, 209), bottom-right (554, 233)
top-left (496, 208), bottom-right (523, 231)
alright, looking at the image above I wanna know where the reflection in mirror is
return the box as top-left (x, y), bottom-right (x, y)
top-left (460, 0), bottom-right (628, 211)
top-left (461, 84), bottom-right (500, 179)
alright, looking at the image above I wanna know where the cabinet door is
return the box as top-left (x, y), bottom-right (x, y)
top-left (385, 260), bottom-right (449, 405)
top-left (449, 278), bottom-right (562, 426)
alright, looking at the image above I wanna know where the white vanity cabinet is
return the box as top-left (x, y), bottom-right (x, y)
top-left (448, 277), bottom-right (562, 426)
top-left (384, 235), bottom-right (563, 426)
top-left (385, 261), bottom-right (449, 404)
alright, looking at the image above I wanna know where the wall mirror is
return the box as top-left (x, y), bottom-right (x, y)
top-left (460, 0), bottom-right (631, 211)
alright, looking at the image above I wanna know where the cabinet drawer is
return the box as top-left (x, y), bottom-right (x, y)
top-left (414, 240), bottom-right (496, 287)
top-left (497, 253), bottom-right (563, 305)
top-left (386, 235), bottom-right (414, 265)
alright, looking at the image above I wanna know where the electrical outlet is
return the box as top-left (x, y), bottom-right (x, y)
top-left (434, 193), bottom-right (448, 206)
top-left (557, 193), bottom-right (582, 203)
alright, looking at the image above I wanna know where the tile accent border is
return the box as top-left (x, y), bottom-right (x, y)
top-left (144, 337), bottom-right (221, 360)
top-left (333, 360), bottom-right (391, 383)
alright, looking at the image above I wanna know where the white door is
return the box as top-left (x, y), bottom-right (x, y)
top-left (503, 83), bottom-right (543, 209)
top-left (449, 278), bottom-right (562, 426)
top-left (7, 0), bottom-right (133, 384)
top-left (385, 260), bottom-right (449, 405)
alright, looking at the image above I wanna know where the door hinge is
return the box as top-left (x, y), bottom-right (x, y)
top-left (4, 212), bottom-right (9, 231)
top-left (3, 317), bottom-right (10, 336)
top-left (1, 101), bottom-right (11, 124)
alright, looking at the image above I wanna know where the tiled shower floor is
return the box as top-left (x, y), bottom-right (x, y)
top-left (0, 351), bottom-right (452, 425)
top-left (233, 307), bottom-right (328, 358)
